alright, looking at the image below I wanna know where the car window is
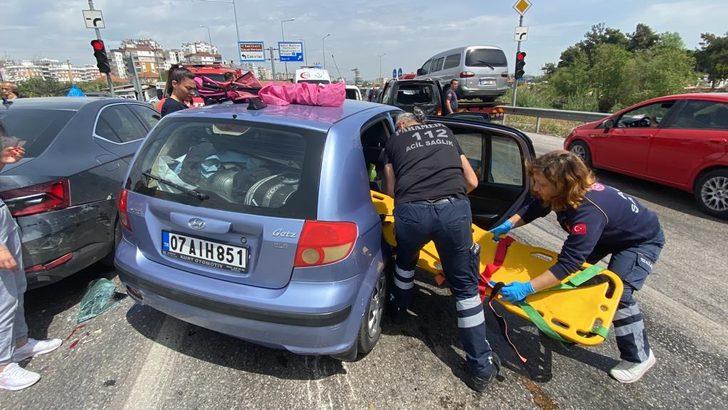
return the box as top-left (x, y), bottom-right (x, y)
top-left (420, 59), bottom-right (432, 75)
top-left (395, 84), bottom-right (437, 105)
top-left (489, 135), bottom-right (523, 186)
top-left (96, 105), bottom-right (148, 142)
top-left (444, 54), bottom-right (461, 70)
top-left (616, 101), bottom-right (676, 129)
top-left (431, 57), bottom-right (445, 73)
top-left (129, 119), bottom-right (326, 219)
top-left (453, 132), bottom-right (484, 180)
top-left (345, 89), bottom-right (359, 100)
top-left (0, 109), bottom-right (75, 158)
top-left (669, 100), bottom-right (728, 130)
top-left (465, 49), bottom-right (508, 67)
top-left (129, 104), bottom-right (160, 130)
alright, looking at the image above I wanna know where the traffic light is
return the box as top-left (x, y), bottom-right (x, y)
top-left (515, 52), bottom-right (526, 80)
top-left (90, 39), bottom-right (111, 74)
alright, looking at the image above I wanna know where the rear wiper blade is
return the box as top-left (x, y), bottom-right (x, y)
top-left (474, 60), bottom-right (495, 69)
top-left (142, 171), bottom-right (209, 200)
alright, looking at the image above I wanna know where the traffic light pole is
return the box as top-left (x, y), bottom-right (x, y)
top-left (88, 0), bottom-right (114, 96)
top-left (512, 14), bottom-right (523, 107)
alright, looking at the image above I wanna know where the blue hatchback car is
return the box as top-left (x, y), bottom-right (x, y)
top-left (115, 100), bottom-right (535, 359)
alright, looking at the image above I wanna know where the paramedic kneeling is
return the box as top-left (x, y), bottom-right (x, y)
top-left (489, 150), bottom-right (664, 384)
top-left (382, 110), bottom-right (500, 392)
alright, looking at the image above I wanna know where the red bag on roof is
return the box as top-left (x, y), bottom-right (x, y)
top-left (258, 82), bottom-right (345, 107)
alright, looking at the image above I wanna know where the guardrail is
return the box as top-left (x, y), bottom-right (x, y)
top-left (500, 106), bottom-right (611, 134)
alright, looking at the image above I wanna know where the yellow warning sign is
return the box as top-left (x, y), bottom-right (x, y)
top-left (513, 0), bottom-right (532, 15)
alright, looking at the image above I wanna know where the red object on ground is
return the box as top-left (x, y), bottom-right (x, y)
top-left (478, 236), bottom-right (515, 302)
top-left (259, 82), bottom-right (346, 107)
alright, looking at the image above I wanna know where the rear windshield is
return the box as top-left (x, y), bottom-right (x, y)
top-left (0, 109), bottom-right (75, 157)
top-left (298, 79), bottom-right (330, 85)
top-left (197, 73), bottom-right (230, 82)
top-left (465, 48), bottom-right (508, 67)
top-left (396, 84), bottom-right (438, 105)
top-left (128, 118), bottom-right (326, 219)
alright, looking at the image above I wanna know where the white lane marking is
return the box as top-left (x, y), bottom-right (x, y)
top-left (123, 316), bottom-right (188, 410)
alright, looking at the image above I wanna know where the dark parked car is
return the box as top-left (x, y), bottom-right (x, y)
top-left (0, 97), bottom-right (159, 288)
top-left (378, 79), bottom-right (444, 116)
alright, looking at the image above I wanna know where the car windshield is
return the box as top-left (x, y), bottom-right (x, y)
top-left (128, 118), bottom-right (326, 219)
top-left (0, 109), bottom-right (75, 157)
top-left (395, 84), bottom-right (437, 105)
top-left (465, 49), bottom-right (508, 67)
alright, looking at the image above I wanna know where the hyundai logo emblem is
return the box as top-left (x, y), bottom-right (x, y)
top-left (188, 218), bottom-right (206, 230)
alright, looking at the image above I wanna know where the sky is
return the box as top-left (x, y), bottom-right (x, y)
top-left (0, 0), bottom-right (727, 80)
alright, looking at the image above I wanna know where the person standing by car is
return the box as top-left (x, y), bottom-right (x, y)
top-left (382, 109), bottom-right (500, 392)
top-left (0, 144), bottom-right (62, 391)
top-left (160, 65), bottom-right (197, 117)
top-left (489, 150), bottom-right (664, 384)
top-left (445, 79), bottom-right (459, 114)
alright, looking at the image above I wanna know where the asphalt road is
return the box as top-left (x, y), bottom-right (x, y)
top-left (3, 132), bottom-right (727, 409)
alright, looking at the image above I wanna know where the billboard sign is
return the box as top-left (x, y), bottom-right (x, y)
top-left (278, 42), bottom-right (304, 62)
top-left (239, 41), bottom-right (265, 62)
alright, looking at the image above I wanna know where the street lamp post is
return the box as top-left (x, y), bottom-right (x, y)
top-left (200, 25), bottom-right (213, 46)
top-left (322, 33), bottom-right (331, 70)
top-left (280, 18), bottom-right (295, 77)
top-left (378, 53), bottom-right (386, 85)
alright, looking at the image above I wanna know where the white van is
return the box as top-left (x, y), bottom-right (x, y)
top-left (415, 46), bottom-right (509, 101)
top-left (345, 85), bottom-right (362, 100)
top-left (294, 67), bottom-right (332, 85)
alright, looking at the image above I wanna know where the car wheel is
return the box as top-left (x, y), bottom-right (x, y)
top-left (569, 141), bottom-right (592, 168)
top-left (356, 266), bottom-right (387, 358)
top-left (694, 169), bottom-right (728, 219)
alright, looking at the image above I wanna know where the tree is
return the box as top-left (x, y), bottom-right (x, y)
top-left (578, 23), bottom-right (629, 59)
top-left (589, 44), bottom-right (636, 112)
top-left (17, 78), bottom-right (69, 97)
top-left (628, 24), bottom-right (659, 52)
top-left (541, 62), bottom-right (557, 78)
top-left (694, 32), bottom-right (728, 89)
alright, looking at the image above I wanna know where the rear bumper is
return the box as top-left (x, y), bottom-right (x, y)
top-left (115, 239), bottom-right (369, 355)
top-left (17, 202), bottom-right (115, 288)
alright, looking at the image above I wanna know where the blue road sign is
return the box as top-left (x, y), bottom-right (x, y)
top-left (278, 42), bottom-right (304, 62)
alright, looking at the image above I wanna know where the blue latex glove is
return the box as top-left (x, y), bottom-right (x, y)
top-left (489, 220), bottom-right (513, 241)
top-left (500, 281), bottom-right (534, 303)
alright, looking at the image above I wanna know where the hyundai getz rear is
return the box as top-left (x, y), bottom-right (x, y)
top-left (115, 104), bottom-right (388, 360)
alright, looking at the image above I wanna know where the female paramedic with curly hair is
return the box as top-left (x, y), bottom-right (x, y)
top-left (489, 150), bottom-right (665, 384)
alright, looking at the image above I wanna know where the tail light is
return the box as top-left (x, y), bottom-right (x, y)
top-left (294, 221), bottom-right (357, 267)
top-left (25, 252), bottom-right (73, 273)
top-left (459, 71), bottom-right (475, 78)
top-left (0, 179), bottom-right (70, 217)
top-left (118, 189), bottom-right (131, 231)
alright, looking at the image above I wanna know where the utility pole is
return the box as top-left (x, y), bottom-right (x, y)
top-left (268, 47), bottom-right (277, 80)
top-left (280, 18), bottom-right (294, 77)
top-left (377, 53), bottom-right (386, 85)
top-left (66, 59), bottom-right (74, 84)
top-left (330, 53), bottom-right (343, 82)
top-left (322, 33), bottom-right (331, 69)
top-left (88, 0), bottom-right (114, 96)
top-left (512, 14), bottom-right (523, 108)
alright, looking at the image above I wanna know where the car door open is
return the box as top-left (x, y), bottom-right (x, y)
top-left (431, 118), bottom-right (535, 228)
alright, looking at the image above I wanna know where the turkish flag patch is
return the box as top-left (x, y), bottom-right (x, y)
top-left (571, 223), bottom-right (587, 235)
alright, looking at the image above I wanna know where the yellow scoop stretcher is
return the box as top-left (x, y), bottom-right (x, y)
top-left (371, 191), bottom-right (623, 347)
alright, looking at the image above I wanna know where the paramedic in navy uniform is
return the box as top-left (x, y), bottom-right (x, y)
top-left (489, 150), bottom-right (665, 383)
top-left (382, 110), bottom-right (500, 393)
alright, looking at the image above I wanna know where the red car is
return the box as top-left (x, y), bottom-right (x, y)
top-left (565, 93), bottom-right (728, 219)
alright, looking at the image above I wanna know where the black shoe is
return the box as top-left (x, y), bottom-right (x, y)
top-left (464, 353), bottom-right (502, 393)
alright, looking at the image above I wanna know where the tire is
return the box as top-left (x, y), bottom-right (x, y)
top-left (694, 169), bottom-right (728, 219)
top-left (569, 141), bottom-right (593, 169)
top-left (355, 266), bottom-right (388, 358)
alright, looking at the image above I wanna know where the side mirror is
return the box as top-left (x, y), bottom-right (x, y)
top-left (603, 118), bottom-right (615, 132)
top-left (416, 68), bottom-right (425, 76)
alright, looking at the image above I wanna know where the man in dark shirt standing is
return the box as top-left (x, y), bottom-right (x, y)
top-left (444, 79), bottom-right (459, 114)
top-left (382, 111), bottom-right (500, 392)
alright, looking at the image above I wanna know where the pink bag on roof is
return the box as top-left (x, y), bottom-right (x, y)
top-left (259, 82), bottom-right (346, 107)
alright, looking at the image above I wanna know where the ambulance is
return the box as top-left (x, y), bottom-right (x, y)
top-left (294, 67), bottom-right (332, 85)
